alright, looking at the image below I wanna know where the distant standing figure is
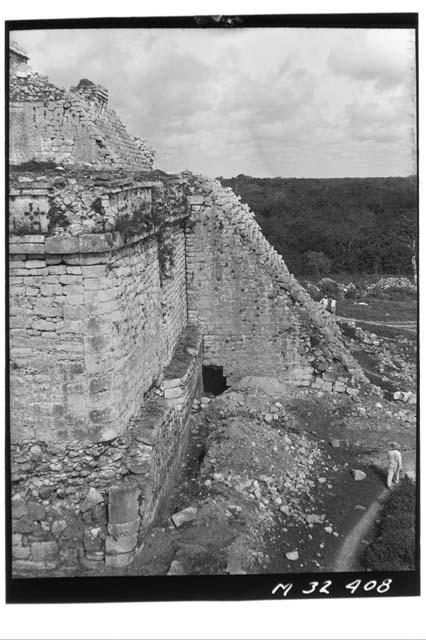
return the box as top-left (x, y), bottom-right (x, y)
top-left (387, 442), bottom-right (402, 489)
top-left (330, 299), bottom-right (336, 314)
top-left (320, 297), bottom-right (329, 310)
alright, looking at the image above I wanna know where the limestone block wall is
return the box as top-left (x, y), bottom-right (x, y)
top-left (10, 72), bottom-right (154, 170)
top-left (11, 326), bottom-right (202, 575)
top-left (9, 212), bottom-right (189, 443)
top-left (9, 171), bottom-right (153, 236)
top-left (185, 176), bottom-right (365, 386)
top-left (9, 41), bottom-right (30, 74)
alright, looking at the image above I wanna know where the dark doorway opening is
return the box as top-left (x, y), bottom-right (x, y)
top-left (202, 365), bottom-right (229, 396)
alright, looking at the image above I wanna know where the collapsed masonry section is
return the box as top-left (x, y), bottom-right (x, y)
top-left (9, 52), bottom-right (155, 170)
top-left (9, 41), bottom-right (30, 74)
top-left (11, 326), bottom-right (202, 574)
top-left (186, 175), bottom-right (366, 388)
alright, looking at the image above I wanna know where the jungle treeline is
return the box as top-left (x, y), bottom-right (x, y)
top-left (218, 175), bottom-right (417, 278)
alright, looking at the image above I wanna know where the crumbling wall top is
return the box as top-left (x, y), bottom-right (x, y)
top-left (70, 78), bottom-right (109, 113)
top-left (10, 70), bottom-right (67, 101)
top-left (9, 41), bottom-right (29, 74)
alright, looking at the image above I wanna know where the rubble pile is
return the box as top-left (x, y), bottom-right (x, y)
top-left (156, 378), bottom-right (348, 575)
top-left (10, 71), bottom-right (66, 102)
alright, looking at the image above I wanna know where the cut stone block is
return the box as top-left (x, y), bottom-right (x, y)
top-left (351, 469), bottom-right (367, 481)
top-left (81, 487), bottom-right (104, 512)
top-left (167, 560), bottom-right (185, 575)
top-left (226, 558), bottom-right (247, 574)
top-left (106, 533), bottom-right (138, 555)
top-left (10, 235), bottom-right (45, 244)
top-left (171, 506), bottom-right (197, 528)
top-left (163, 377), bottom-right (182, 390)
top-left (105, 551), bottom-right (134, 568)
top-left (108, 484), bottom-right (140, 524)
top-left (346, 387), bottom-right (359, 396)
top-left (13, 560), bottom-right (46, 571)
top-left (108, 518), bottom-right (140, 538)
top-left (79, 233), bottom-right (113, 253)
top-left (79, 554), bottom-right (105, 570)
top-left (164, 386), bottom-right (183, 399)
top-left (30, 540), bottom-right (58, 562)
top-left (45, 236), bottom-right (79, 254)
top-left (13, 546), bottom-right (30, 559)
top-left (187, 195), bottom-right (204, 205)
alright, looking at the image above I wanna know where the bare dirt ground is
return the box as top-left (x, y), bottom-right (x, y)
top-left (102, 297), bottom-right (417, 578)
top-left (129, 311), bottom-right (417, 576)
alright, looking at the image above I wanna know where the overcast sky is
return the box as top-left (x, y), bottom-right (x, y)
top-left (12, 28), bottom-right (416, 178)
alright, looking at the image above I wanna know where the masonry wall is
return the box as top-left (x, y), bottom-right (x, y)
top-left (185, 176), bottom-right (365, 386)
top-left (9, 219), bottom-right (188, 443)
top-left (10, 76), bottom-right (154, 170)
top-left (9, 173), bottom-right (153, 236)
top-left (11, 326), bottom-right (203, 575)
top-left (186, 207), bottom-right (311, 385)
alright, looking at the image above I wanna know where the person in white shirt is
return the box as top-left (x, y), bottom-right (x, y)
top-left (320, 297), bottom-right (329, 310)
top-left (387, 442), bottom-right (402, 489)
top-left (330, 299), bottom-right (336, 314)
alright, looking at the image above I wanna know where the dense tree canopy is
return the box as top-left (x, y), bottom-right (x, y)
top-left (219, 175), bottom-right (417, 277)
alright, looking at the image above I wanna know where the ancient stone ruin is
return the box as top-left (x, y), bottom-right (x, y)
top-left (9, 43), bottom-right (365, 574)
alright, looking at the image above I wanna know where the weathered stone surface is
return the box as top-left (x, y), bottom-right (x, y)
top-left (9, 47), bottom-right (370, 580)
top-left (81, 487), bottom-right (104, 512)
top-left (171, 506), bottom-right (197, 528)
top-left (352, 469), bottom-right (367, 481)
top-left (105, 551), bottom-right (134, 568)
top-left (31, 540), bottom-right (58, 562)
top-left (127, 461), bottom-right (150, 475)
top-left (79, 234), bottom-right (113, 253)
top-left (108, 485), bottom-right (140, 524)
top-left (27, 502), bottom-right (46, 520)
top-left (13, 546), bottom-right (31, 559)
top-left (108, 518), bottom-right (140, 538)
top-left (346, 387), bottom-right (359, 397)
top-left (226, 558), bottom-right (247, 574)
top-left (51, 520), bottom-right (67, 536)
top-left (167, 560), bottom-right (185, 575)
top-left (45, 237), bottom-right (79, 254)
top-left (135, 429), bottom-right (156, 446)
top-left (164, 386), bottom-right (183, 400)
top-left (106, 533), bottom-right (138, 555)
top-left (163, 377), bottom-right (182, 390)
top-left (12, 496), bottom-right (28, 519)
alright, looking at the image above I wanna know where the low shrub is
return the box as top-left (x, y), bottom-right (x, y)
top-left (317, 277), bottom-right (341, 300)
top-left (362, 478), bottom-right (416, 571)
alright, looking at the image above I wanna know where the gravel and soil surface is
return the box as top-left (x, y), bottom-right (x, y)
top-left (128, 318), bottom-right (417, 577)
top-left (95, 299), bottom-right (418, 578)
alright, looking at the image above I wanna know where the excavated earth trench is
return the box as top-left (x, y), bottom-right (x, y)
top-left (103, 318), bottom-right (416, 577)
top-left (126, 374), bottom-right (415, 576)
